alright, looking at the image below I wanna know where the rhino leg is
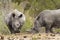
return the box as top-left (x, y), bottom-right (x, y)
top-left (45, 24), bottom-right (52, 33)
top-left (50, 26), bottom-right (54, 33)
top-left (45, 26), bottom-right (49, 33)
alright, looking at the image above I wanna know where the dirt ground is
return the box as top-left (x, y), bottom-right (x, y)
top-left (0, 33), bottom-right (60, 40)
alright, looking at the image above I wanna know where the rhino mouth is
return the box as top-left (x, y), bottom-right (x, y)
top-left (14, 30), bottom-right (20, 33)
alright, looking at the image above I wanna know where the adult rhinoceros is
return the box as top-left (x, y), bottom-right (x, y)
top-left (29, 9), bottom-right (60, 33)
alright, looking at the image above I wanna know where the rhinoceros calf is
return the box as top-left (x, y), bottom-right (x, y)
top-left (4, 9), bottom-right (26, 34)
top-left (30, 9), bottom-right (60, 33)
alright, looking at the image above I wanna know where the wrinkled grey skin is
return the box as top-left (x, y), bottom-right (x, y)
top-left (28, 9), bottom-right (60, 33)
top-left (5, 9), bottom-right (25, 34)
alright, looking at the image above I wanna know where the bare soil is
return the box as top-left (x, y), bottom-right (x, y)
top-left (0, 33), bottom-right (60, 40)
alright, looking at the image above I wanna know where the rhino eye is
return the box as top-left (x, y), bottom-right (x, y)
top-left (12, 13), bottom-right (15, 17)
top-left (19, 14), bottom-right (22, 18)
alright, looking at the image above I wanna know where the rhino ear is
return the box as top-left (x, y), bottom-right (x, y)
top-left (12, 13), bottom-right (15, 17)
top-left (18, 14), bottom-right (22, 18)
